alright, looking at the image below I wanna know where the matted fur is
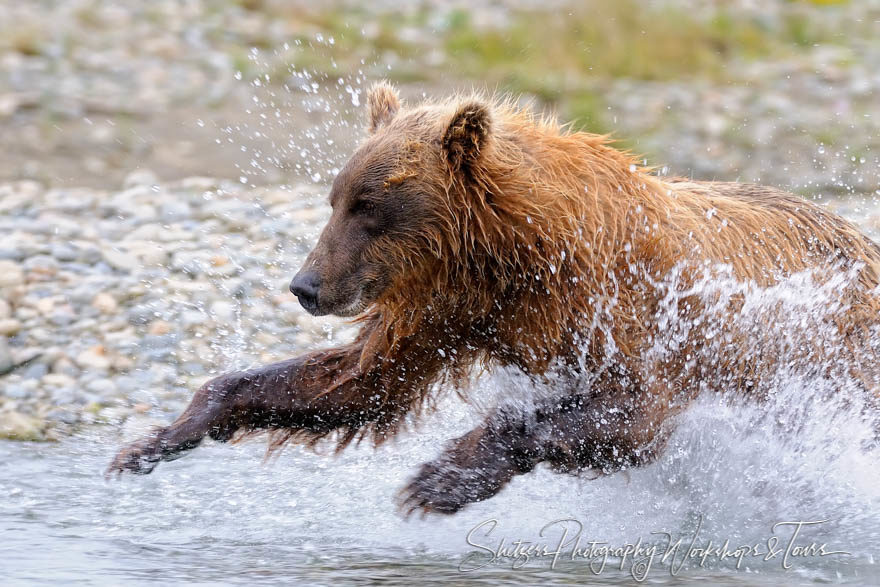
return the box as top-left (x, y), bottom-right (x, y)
top-left (108, 85), bottom-right (880, 499)
top-left (264, 85), bottom-right (880, 453)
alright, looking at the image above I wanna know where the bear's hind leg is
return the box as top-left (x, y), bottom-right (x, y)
top-left (399, 391), bottom-right (675, 516)
top-left (398, 416), bottom-right (538, 516)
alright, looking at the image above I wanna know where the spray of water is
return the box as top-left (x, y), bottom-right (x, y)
top-left (129, 44), bottom-right (879, 581)
top-left (7, 37), bottom-right (877, 584)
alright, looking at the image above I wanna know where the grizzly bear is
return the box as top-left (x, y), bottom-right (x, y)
top-left (108, 83), bottom-right (880, 515)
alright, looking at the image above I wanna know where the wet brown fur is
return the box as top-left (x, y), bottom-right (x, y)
top-left (109, 84), bottom-right (880, 514)
top-left (288, 85), bottom-right (880, 449)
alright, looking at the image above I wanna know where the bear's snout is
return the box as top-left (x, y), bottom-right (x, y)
top-left (290, 270), bottom-right (321, 315)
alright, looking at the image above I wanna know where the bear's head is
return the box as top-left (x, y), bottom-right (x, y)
top-left (290, 82), bottom-right (494, 317)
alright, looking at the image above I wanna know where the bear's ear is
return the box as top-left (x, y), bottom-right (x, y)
top-left (367, 81), bottom-right (401, 133)
top-left (442, 100), bottom-right (491, 172)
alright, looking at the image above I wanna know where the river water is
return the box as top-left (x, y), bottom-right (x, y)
top-left (2, 25), bottom-right (880, 581)
top-left (2, 371), bottom-right (879, 585)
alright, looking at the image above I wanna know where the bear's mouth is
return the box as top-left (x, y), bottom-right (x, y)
top-left (297, 274), bottom-right (387, 317)
top-left (332, 287), bottom-right (366, 317)
top-left (328, 277), bottom-right (389, 317)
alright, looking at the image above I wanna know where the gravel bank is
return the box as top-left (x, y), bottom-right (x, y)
top-left (1, 1), bottom-right (879, 195)
top-left (0, 174), bottom-right (360, 441)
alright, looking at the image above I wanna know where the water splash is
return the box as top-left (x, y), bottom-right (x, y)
top-left (7, 38), bottom-right (875, 584)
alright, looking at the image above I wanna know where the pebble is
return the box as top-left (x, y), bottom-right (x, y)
top-left (51, 357), bottom-right (80, 377)
top-left (4, 385), bottom-right (28, 400)
top-left (181, 310), bottom-right (209, 328)
top-left (43, 373), bottom-right (77, 388)
top-left (100, 406), bottom-right (134, 424)
top-left (0, 248), bottom-right (24, 262)
top-left (75, 346), bottom-right (113, 371)
top-left (160, 201), bottom-right (192, 223)
top-left (86, 379), bottom-right (118, 397)
top-left (0, 319), bottom-right (21, 336)
top-left (0, 260), bottom-right (23, 288)
top-left (0, 336), bottom-right (12, 373)
top-left (210, 300), bottom-right (237, 322)
top-left (103, 249), bottom-right (138, 272)
top-left (92, 293), bottom-right (119, 314)
top-left (50, 244), bottom-right (79, 262)
top-left (21, 362), bottom-right (49, 380)
top-left (147, 320), bottom-right (173, 335)
top-left (23, 255), bottom-right (59, 275)
top-left (0, 411), bottom-right (45, 441)
top-left (50, 311), bottom-right (75, 327)
top-left (46, 408), bottom-right (80, 426)
top-left (123, 169), bottom-right (160, 189)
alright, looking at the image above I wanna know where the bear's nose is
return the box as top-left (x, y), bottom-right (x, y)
top-left (290, 271), bottom-right (321, 313)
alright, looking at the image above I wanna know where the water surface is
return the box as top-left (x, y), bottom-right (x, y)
top-left (2, 383), bottom-right (878, 585)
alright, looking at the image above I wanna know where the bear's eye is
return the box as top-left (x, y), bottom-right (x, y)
top-left (350, 200), bottom-right (377, 216)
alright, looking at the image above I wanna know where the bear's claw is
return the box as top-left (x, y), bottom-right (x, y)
top-left (397, 461), bottom-right (492, 518)
top-left (105, 434), bottom-right (163, 478)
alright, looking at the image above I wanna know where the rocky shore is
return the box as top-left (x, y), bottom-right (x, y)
top-left (0, 174), bottom-right (361, 441)
top-left (2, 0), bottom-right (879, 194)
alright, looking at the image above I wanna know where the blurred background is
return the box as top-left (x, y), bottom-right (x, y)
top-left (2, 3), bottom-right (880, 582)
top-left (1, 0), bottom-right (878, 196)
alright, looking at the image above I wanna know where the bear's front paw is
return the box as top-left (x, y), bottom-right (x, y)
top-left (105, 433), bottom-right (164, 478)
top-left (397, 461), bottom-right (497, 518)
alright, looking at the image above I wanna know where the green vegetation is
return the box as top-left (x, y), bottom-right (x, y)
top-left (244, 0), bottom-right (857, 132)
top-left (0, 0), bottom-right (862, 138)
